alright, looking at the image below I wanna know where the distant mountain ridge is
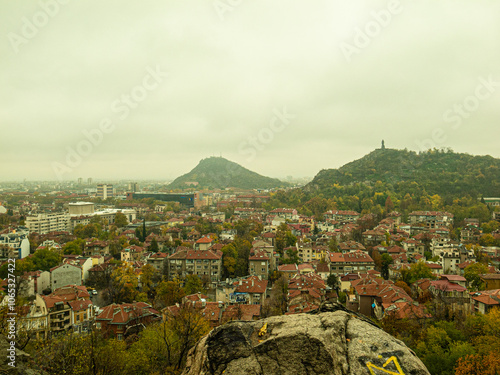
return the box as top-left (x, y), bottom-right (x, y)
top-left (167, 157), bottom-right (286, 190)
top-left (306, 148), bottom-right (500, 198)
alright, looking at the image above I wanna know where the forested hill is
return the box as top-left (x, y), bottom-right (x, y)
top-left (168, 157), bottom-right (286, 190)
top-left (306, 148), bottom-right (500, 199)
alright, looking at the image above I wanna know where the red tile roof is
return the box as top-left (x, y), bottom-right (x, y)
top-left (233, 276), bottom-right (268, 294)
top-left (196, 236), bottom-right (213, 244)
top-left (328, 250), bottom-right (374, 263)
top-left (429, 280), bottom-right (467, 292)
top-left (68, 299), bottom-right (93, 312)
top-left (97, 302), bottom-right (159, 325)
top-left (249, 250), bottom-right (270, 261)
top-left (169, 248), bottom-right (222, 260)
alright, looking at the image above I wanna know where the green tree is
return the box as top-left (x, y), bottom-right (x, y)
top-left (62, 238), bottom-right (85, 255)
top-left (147, 237), bottom-right (159, 253)
top-left (400, 261), bottom-right (434, 285)
top-left (464, 262), bottom-right (489, 291)
top-left (114, 212), bottom-right (128, 228)
top-left (328, 237), bottom-right (339, 252)
top-left (184, 275), bottom-right (203, 295)
top-left (326, 274), bottom-right (339, 291)
top-left (221, 243), bottom-right (238, 278)
top-left (381, 253), bottom-right (393, 280)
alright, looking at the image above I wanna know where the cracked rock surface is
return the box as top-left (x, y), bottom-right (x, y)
top-left (182, 311), bottom-right (430, 375)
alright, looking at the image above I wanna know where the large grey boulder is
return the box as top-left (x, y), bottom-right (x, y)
top-left (182, 310), bottom-right (430, 375)
top-left (0, 335), bottom-right (46, 375)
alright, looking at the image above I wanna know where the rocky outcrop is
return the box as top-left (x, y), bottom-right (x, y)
top-left (182, 309), bottom-right (430, 375)
top-left (0, 335), bottom-right (46, 375)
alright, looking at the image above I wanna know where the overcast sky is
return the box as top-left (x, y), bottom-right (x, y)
top-left (1, 0), bottom-right (499, 182)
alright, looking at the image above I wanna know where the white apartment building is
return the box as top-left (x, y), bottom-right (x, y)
top-left (26, 213), bottom-right (71, 234)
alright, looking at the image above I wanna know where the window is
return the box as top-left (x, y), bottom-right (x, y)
top-left (117, 334), bottom-right (123, 340)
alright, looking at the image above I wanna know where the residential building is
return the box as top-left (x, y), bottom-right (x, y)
top-left (470, 289), bottom-right (500, 314)
top-left (480, 273), bottom-right (500, 290)
top-left (338, 241), bottom-right (366, 253)
top-left (460, 224), bottom-right (482, 243)
top-left (194, 236), bottom-right (213, 251)
top-left (97, 184), bottom-right (114, 199)
top-left (232, 276), bottom-right (268, 305)
top-left (147, 252), bottom-right (168, 273)
top-left (327, 251), bottom-right (375, 276)
top-left (26, 212), bottom-right (70, 234)
top-left (167, 247), bottom-right (222, 284)
top-left (0, 229), bottom-right (30, 259)
top-left (84, 241), bottom-right (110, 257)
top-left (248, 250), bottom-right (270, 280)
top-left (351, 275), bottom-right (414, 319)
top-left (21, 270), bottom-right (51, 295)
top-left (50, 264), bottom-right (82, 290)
top-left (287, 272), bottom-right (326, 314)
top-left (270, 208), bottom-right (298, 221)
top-left (324, 210), bottom-right (360, 223)
top-left (428, 278), bottom-right (471, 316)
top-left (401, 239), bottom-right (425, 258)
top-left (63, 256), bottom-right (93, 281)
top-left (408, 211), bottom-right (454, 229)
top-left (96, 302), bottom-right (160, 340)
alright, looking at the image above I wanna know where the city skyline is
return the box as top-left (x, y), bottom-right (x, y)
top-left (1, 1), bottom-right (500, 181)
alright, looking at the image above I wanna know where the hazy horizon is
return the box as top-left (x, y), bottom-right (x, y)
top-left (2, 1), bottom-right (499, 181)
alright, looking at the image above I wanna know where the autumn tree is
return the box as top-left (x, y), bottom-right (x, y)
top-left (154, 279), bottom-right (186, 309)
top-left (455, 352), bottom-right (500, 375)
top-left (263, 275), bottom-right (288, 317)
top-left (139, 304), bottom-right (211, 371)
top-left (140, 264), bottom-right (160, 299)
top-left (106, 263), bottom-right (139, 303)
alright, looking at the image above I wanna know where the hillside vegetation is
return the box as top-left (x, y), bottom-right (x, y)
top-left (308, 148), bottom-right (500, 198)
top-left (168, 157), bottom-right (286, 190)
top-left (265, 148), bottom-right (499, 223)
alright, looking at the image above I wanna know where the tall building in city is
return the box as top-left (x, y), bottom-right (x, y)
top-left (128, 182), bottom-right (138, 192)
top-left (97, 184), bottom-right (114, 199)
top-left (68, 202), bottom-right (95, 216)
top-left (87, 178), bottom-right (93, 185)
